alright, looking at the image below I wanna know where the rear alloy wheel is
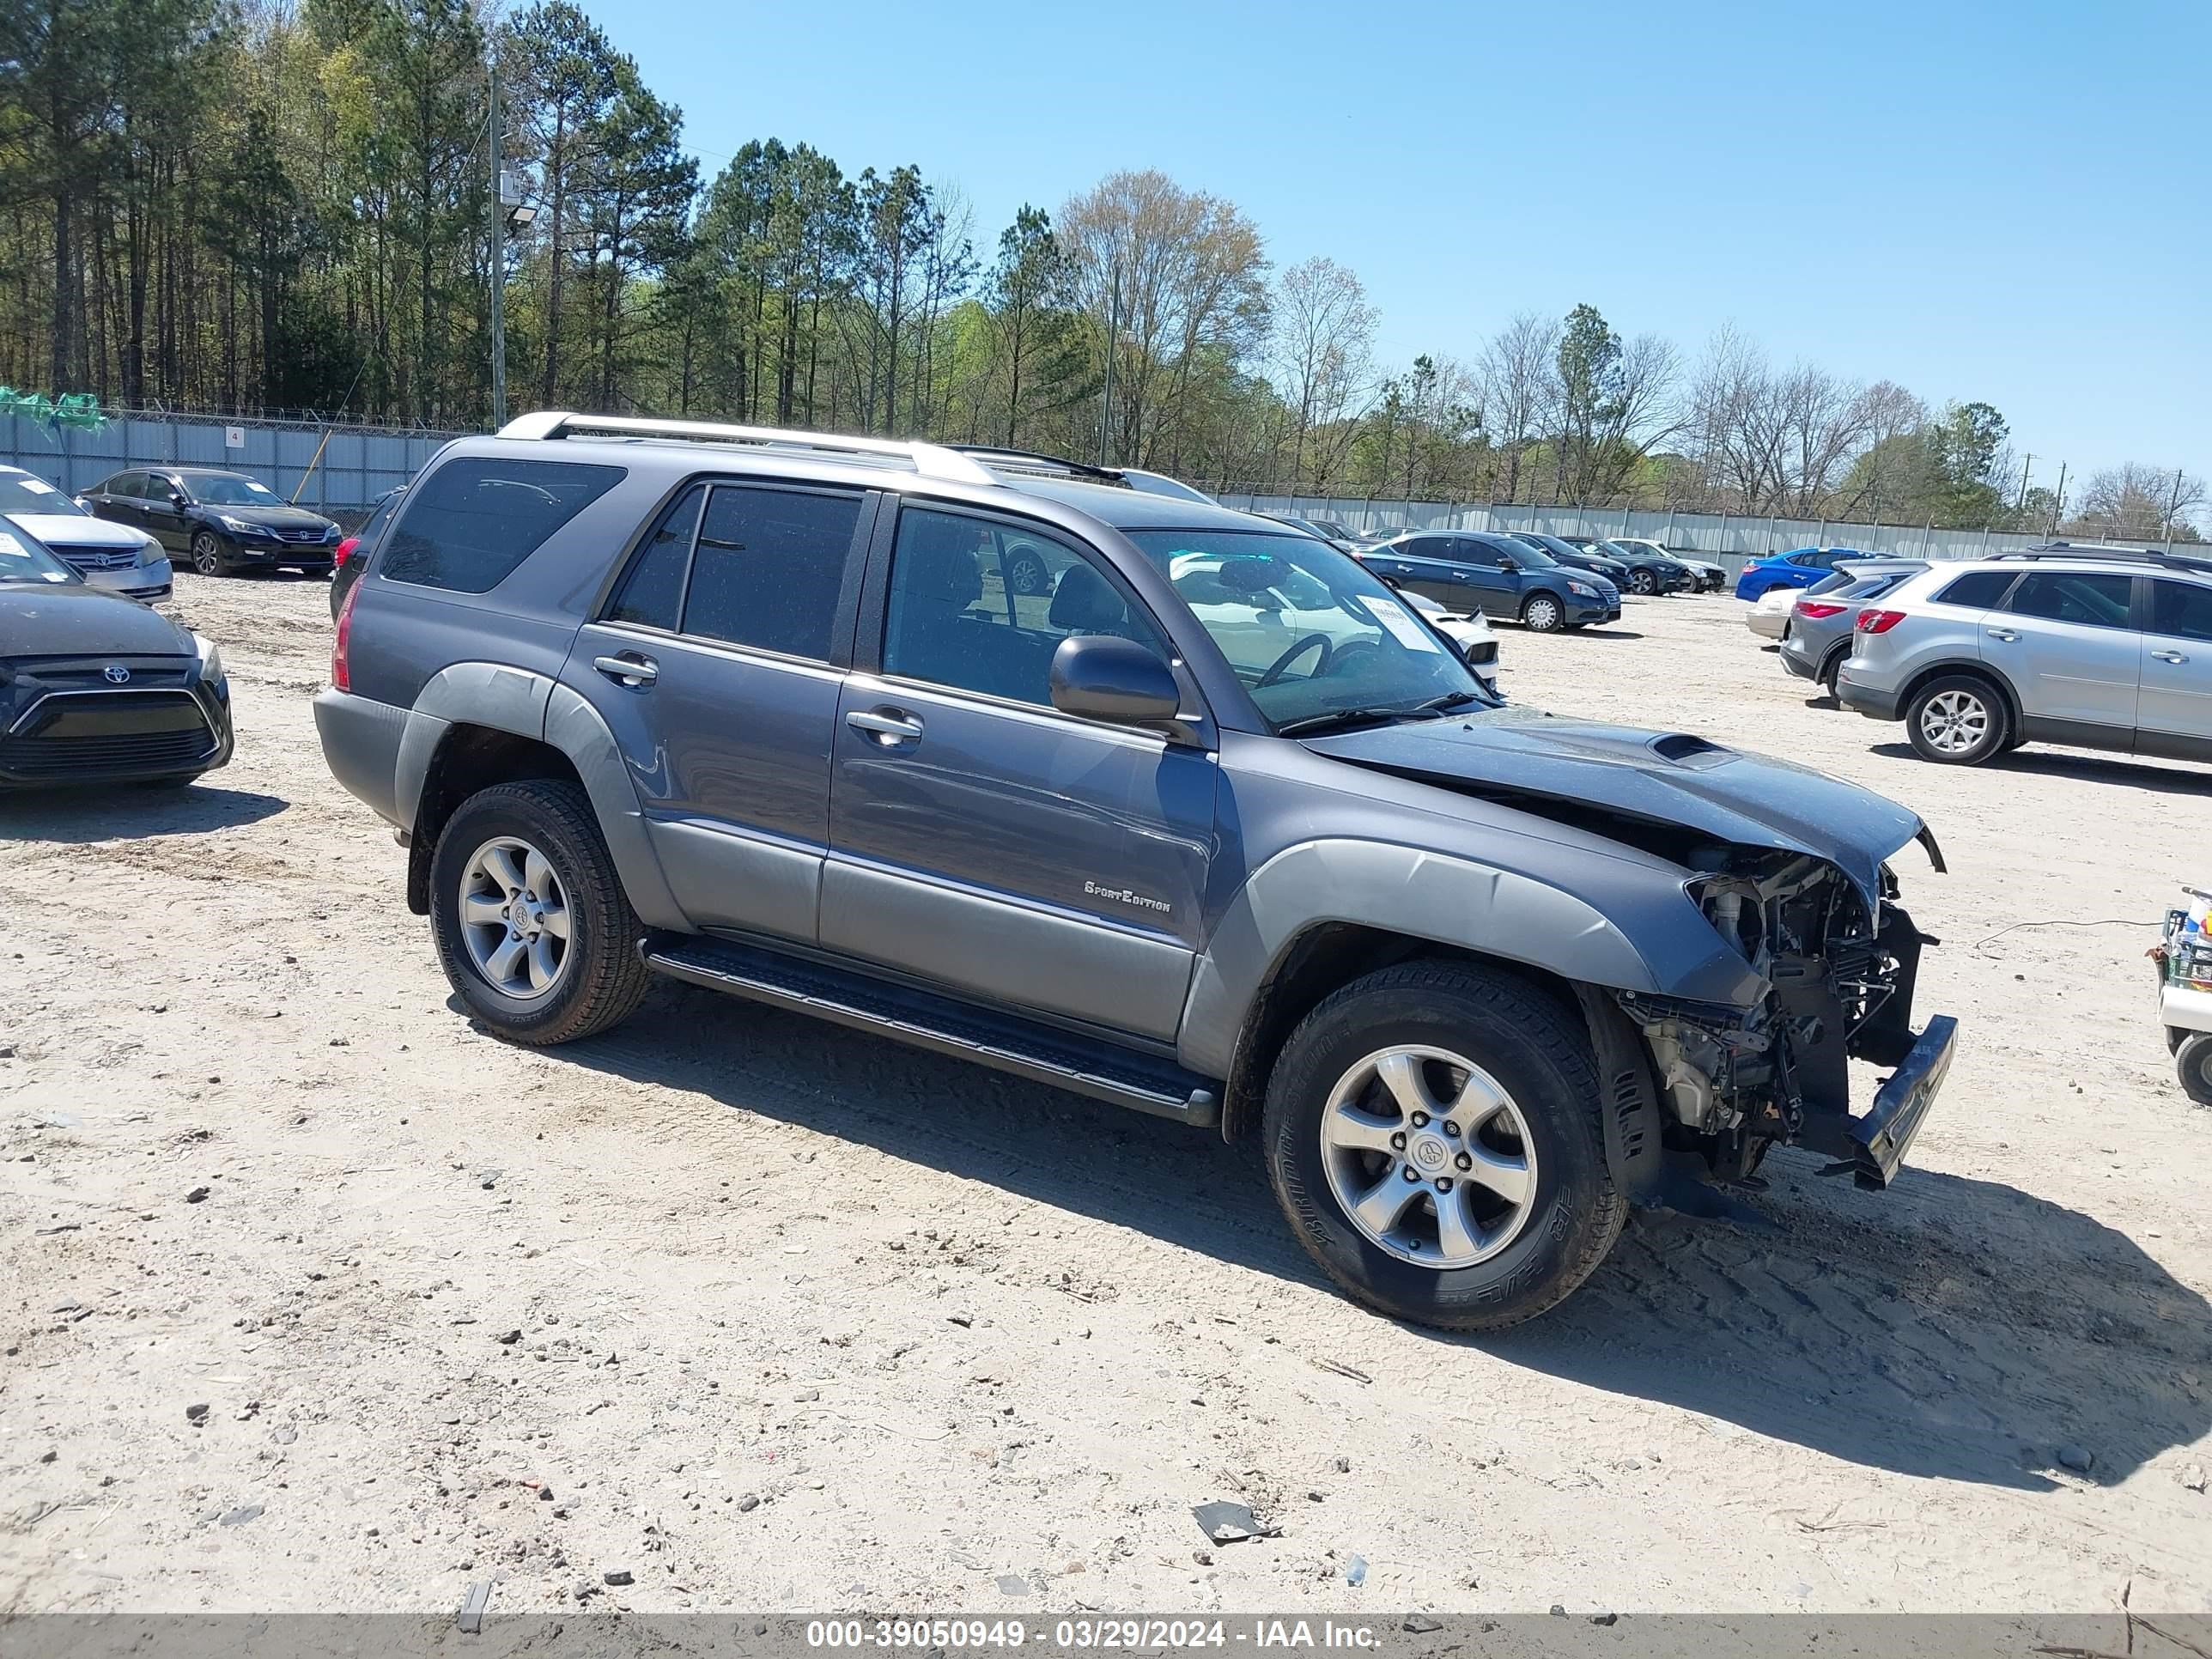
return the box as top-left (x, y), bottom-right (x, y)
top-left (1262, 962), bottom-right (1625, 1331)
top-left (190, 531), bottom-right (227, 577)
top-left (1628, 568), bottom-right (1657, 596)
top-left (428, 778), bottom-right (651, 1045)
top-left (1522, 593), bottom-right (1565, 633)
top-left (2178, 1034), bottom-right (2212, 1107)
top-left (1905, 674), bottom-right (2009, 765)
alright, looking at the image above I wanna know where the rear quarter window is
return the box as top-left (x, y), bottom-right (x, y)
top-left (1933, 569), bottom-right (2016, 609)
top-left (380, 458), bottom-right (624, 593)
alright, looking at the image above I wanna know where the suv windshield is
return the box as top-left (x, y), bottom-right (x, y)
top-left (0, 472), bottom-right (88, 516)
top-left (186, 475), bottom-right (279, 506)
top-left (1121, 528), bottom-right (1497, 730)
top-left (0, 526), bottom-right (80, 584)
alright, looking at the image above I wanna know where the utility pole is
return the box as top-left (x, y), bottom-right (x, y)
top-left (2163, 465), bottom-right (2186, 550)
top-left (2047, 461), bottom-right (2066, 538)
top-left (2017, 453), bottom-right (2033, 510)
top-left (488, 66), bottom-right (507, 429)
top-left (1097, 259), bottom-right (1120, 468)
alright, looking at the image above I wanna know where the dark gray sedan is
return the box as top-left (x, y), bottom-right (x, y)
top-left (1778, 560), bottom-right (1929, 696)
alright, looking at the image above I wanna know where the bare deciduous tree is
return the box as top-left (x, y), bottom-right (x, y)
top-left (1476, 312), bottom-right (1559, 504)
top-left (1268, 255), bottom-right (1376, 491)
top-left (2074, 463), bottom-right (2209, 541)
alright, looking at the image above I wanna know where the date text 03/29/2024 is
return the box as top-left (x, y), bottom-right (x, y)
top-left (804, 1620), bottom-right (1381, 1650)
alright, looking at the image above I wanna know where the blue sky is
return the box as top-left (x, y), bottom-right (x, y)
top-left (580, 0), bottom-right (2208, 494)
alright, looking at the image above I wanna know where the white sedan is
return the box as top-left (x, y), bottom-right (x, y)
top-left (1400, 587), bottom-right (1501, 696)
top-left (1744, 585), bottom-right (1799, 640)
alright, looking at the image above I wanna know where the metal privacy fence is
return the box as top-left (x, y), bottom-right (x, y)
top-left (0, 410), bottom-right (466, 514)
top-left (1218, 493), bottom-right (2180, 565)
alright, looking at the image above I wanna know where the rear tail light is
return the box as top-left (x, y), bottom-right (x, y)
top-left (1796, 601), bottom-right (1848, 619)
top-left (333, 534), bottom-right (360, 568)
top-left (332, 576), bottom-right (362, 690)
top-left (1856, 608), bottom-right (1907, 635)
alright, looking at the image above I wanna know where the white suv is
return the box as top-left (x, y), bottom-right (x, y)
top-left (1835, 547), bottom-right (2212, 766)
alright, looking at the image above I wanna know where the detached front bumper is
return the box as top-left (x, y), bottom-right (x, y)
top-left (1845, 1015), bottom-right (1958, 1188)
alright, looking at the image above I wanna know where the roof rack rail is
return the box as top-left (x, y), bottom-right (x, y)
top-left (1987, 544), bottom-right (2212, 575)
top-left (497, 410), bottom-right (996, 486)
top-left (941, 443), bottom-right (1129, 484)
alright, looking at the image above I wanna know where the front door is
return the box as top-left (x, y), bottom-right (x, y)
top-left (2140, 578), bottom-right (2212, 760)
top-left (143, 473), bottom-right (190, 549)
top-left (823, 502), bottom-right (1215, 1043)
top-left (565, 477), bottom-right (875, 944)
top-left (1984, 569), bottom-right (2139, 734)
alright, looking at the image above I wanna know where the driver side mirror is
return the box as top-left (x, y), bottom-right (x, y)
top-left (1049, 635), bottom-right (1182, 728)
top-left (1498, 555), bottom-right (1520, 572)
top-left (171, 492), bottom-right (189, 508)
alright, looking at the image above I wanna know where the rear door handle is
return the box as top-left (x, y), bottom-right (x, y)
top-left (593, 653), bottom-right (658, 686)
top-left (2154, 649), bottom-right (2190, 664)
top-left (846, 708), bottom-right (924, 743)
top-left (1986, 629), bottom-right (2019, 643)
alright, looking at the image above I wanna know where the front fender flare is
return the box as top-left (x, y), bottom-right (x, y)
top-left (1178, 839), bottom-right (1671, 1080)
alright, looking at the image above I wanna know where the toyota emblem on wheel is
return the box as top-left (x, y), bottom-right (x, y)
top-left (103, 665), bottom-right (130, 684)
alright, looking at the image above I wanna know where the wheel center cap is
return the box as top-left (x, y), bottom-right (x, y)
top-left (1409, 1133), bottom-right (1451, 1171)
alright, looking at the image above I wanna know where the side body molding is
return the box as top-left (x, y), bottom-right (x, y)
top-left (1176, 838), bottom-right (1663, 1080)
top-left (393, 663), bottom-right (686, 933)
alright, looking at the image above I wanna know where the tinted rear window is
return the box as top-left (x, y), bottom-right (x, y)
top-left (380, 459), bottom-right (624, 592)
top-left (1935, 569), bottom-right (2016, 609)
top-left (679, 484), bottom-right (861, 659)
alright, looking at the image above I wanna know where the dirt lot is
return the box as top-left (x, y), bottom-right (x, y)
top-left (3, 573), bottom-right (2209, 1617)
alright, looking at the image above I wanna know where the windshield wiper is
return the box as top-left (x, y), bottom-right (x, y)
top-left (1413, 690), bottom-right (1487, 714)
top-left (1277, 703), bottom-right (1447, 738)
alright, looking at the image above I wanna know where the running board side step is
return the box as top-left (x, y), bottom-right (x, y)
top-left (640, 934), bottom-right (1219, 1127)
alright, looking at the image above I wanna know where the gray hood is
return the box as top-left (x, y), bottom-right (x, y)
top-left (1304, 708), bottom-right (1940, 902)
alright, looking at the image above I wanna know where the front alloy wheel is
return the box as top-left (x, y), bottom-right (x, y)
top-left (191, 531), bottom-right (226, 576)
top-left (1522, 594), bottom-right (1565, 632)
top-left (1262, 961), bottom-right (1625, 1331)
top-left (1319, 1045), bottom-right (1537, 1267)
top-left (1628, 568), bottom-right (1657, 595)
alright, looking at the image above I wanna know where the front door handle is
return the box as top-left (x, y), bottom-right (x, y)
top-left (593, 653), bottom-right (658, 686)
top-left (2154, 649), bottom-right (2191, 664)
top-left (1986, 629), bottom-right (2019, 643)
top-left (846, 708), bottom-right (924, 744)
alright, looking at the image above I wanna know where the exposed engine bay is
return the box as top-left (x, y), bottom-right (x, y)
top-left (1620, 848), bottom-right (1940, 1187)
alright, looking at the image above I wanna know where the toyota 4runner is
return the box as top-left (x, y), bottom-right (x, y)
top-left (316, 413), bottom-right (1958, 1330)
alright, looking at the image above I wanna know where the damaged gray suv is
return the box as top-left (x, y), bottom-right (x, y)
top-left (316, 414), bottom-right (1957, 1330)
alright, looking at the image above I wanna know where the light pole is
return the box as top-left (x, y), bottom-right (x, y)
top-left (488, 69), bottom-right (536, 430)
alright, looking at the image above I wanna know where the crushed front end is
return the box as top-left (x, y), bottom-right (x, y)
top-left (1619, 845), bottom-right (1957, 1191)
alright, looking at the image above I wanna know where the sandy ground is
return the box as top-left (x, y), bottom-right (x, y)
top-left (2, 572), bottom-right (2209, 1619)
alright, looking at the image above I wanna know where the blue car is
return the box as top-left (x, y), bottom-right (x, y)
top-left (1735, 547), bottom-right (1869, 601)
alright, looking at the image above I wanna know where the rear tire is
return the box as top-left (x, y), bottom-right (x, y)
top-left (428, 778), bottom-right (650, 1045)
top-left (1261, 962), bottom-right (1626, 1332)
top-left (1905, 673), bottom-right (2010, 765)
top-left (2179, 1034), bottom-right (2212, 1107)
top-left (1521, 592), bottom-right (1566, 633)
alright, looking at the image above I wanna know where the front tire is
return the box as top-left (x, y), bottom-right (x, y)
top-left (1627, 568), bottom-right (1657, 596)
top-left (1261, 962), bottom-right (1626, 1332)
top-left (1521, 592), bottom-right (1565, 633)
top-left (428, 779), bottom-right (650, 1045)
top-left (190, 531), bottom-right (228, 577)
top-left (1905, 674), bottom-right (2010, 765)
top-left (2179, 1034), bottom-right (2212, 1107)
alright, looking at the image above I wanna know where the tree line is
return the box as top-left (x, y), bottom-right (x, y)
top-left (2, 0), bottom-right (2202, 538)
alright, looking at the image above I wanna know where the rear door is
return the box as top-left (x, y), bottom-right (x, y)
top-left (1379, 535), bottom-right (1462, 609)
top-left (822, 501), bottom-right (1214, 1042)
top-left (92, 472), bottom-right (144, 534)
top-left (566, 477), bottom-right (877, 943)
top-left (2139, 578), bottom-right (2212, 759)
top-left (1984, 569), bottom-right (2140, 737)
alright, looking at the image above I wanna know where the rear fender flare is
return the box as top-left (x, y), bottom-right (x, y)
top-left (397, 664), bottom-right (684, 931)
top-left (1898, 659), bottom-right (2025, 730)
